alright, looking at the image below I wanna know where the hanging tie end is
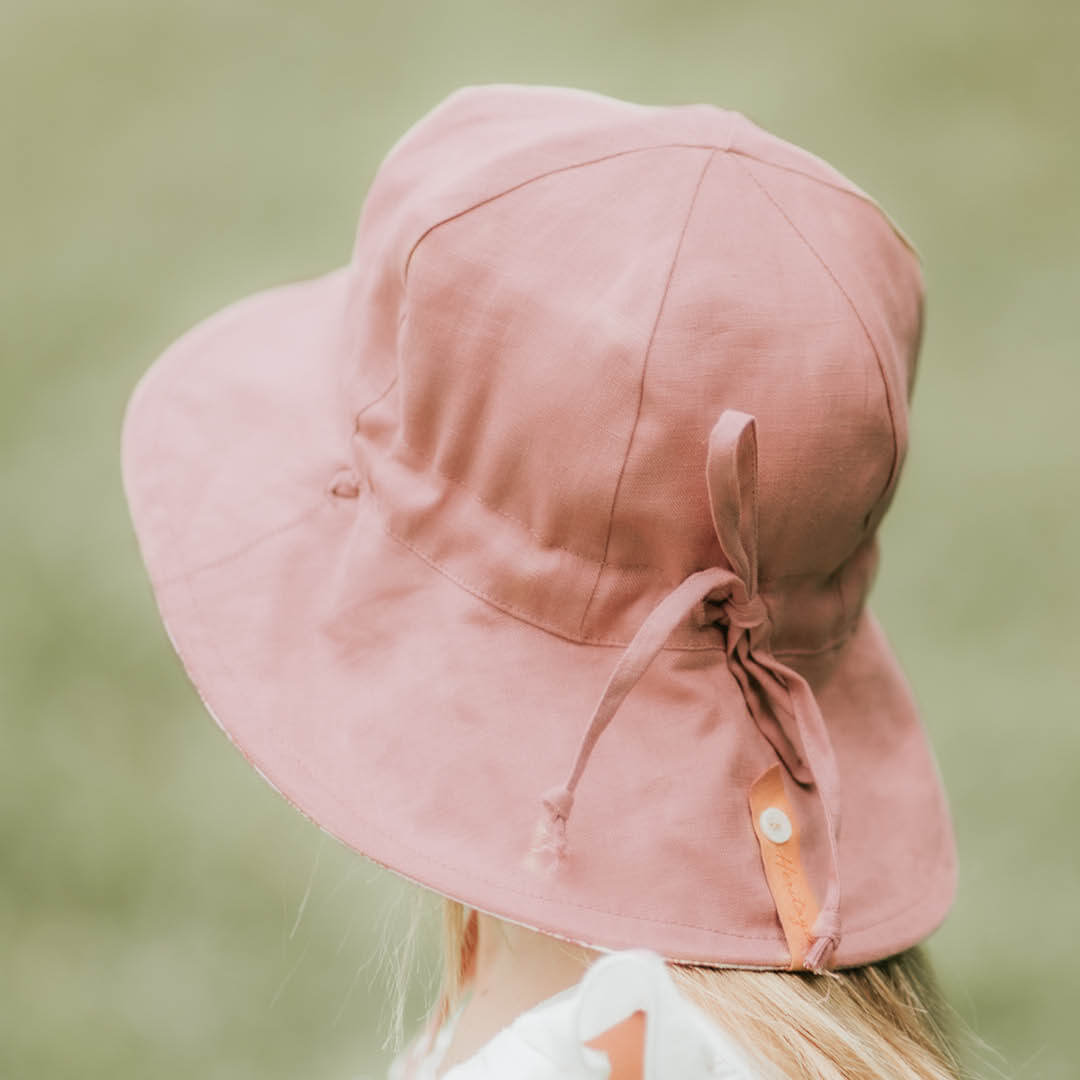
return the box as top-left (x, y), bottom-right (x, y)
top-left (521, 785), bottom-right (574, 875)
top-left (803, 906), bottom-right (841, 973)
top-left (803, 931), bottom-right (839, 974)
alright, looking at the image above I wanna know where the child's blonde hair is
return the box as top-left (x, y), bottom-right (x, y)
top-left (385, 894), bottom-right (994, 1080)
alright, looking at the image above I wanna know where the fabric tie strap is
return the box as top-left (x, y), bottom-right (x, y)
top-left (523, 409), bottom-right (842, 973)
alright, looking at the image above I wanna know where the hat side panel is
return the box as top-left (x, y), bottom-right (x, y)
top-left (352, 147), bottom-right (720, 645)
top-left (733, 155), bottom-right (926, 536)
top-left (337, 88), bottom-right (729, 435)
top-left (591, 154), bottom-right (894, 663)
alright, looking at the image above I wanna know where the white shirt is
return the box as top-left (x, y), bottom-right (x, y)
top-left (385, 948), bottom-right (758, 1079)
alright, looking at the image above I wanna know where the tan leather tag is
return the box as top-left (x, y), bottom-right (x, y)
top-left (749, 763), bottom-right (821, 969)
top-left (584, 1009), bottom-right (645, 1080)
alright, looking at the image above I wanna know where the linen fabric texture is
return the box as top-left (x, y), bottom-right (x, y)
top-left (121, 83), bottom-right (956, 971)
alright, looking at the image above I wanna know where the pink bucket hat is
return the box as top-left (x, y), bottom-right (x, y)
top-left (121, 83), bottom-right (956, 972)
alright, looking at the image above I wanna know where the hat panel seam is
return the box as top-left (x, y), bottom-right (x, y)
top-left (579, 147), bottom-right (719, 638)
top-left (363, 478), bottom-right (859, 660)
top-left (401, 141), bottom-right (727, 284)
top-left (399, 140), bottom-right (917, 290)
top-left (388, 434), bottom-right (652, 572)
top-left (724, 150), bottom-right (923, 264)
top-left (153, 500), bottom-right (327, 588)
top-left (148, 446), bottom-right (856, 659)
top-left (351, 371), bottom-right (399, 428)
top-left (380, 430), bottom-right (839, 587)
top-left (368, 479), bottom-right (718, 651)
top-left (731, 154), bottom-right (902, 526)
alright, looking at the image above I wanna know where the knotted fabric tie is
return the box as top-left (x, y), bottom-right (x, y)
top-left (524, 409), bottom-right (842, 972)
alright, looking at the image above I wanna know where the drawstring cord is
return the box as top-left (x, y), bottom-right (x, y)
top-left (523, 409), bottom-right (842, 972)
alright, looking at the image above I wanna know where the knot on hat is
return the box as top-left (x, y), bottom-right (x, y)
top-left (721, 591), bottom-right (768, 629)
top-left (523, 408), bottom-right (844, 970)
top-left (698, 583), bottom-right (768, 632)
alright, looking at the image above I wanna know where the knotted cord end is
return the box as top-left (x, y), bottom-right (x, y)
top-left (522, 785), bottom-right (575, 875)
top-left (803, 906), bottom-right (841, 973)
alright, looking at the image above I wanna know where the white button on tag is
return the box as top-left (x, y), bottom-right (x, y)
top-left (759, 806), bottom-right (792, 844)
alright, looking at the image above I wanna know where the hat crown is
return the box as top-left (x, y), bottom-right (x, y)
top-left (339, 85), bottom-right (925, 652)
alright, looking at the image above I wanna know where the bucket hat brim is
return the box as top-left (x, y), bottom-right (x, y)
top-left (121, 263), bottom-right (956, 968)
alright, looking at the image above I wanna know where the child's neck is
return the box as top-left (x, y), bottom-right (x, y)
top-left (433, 912), bottom-right (600, 1077)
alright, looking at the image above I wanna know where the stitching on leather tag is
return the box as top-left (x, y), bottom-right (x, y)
top-left (749, 763), bottom-right (821, 969)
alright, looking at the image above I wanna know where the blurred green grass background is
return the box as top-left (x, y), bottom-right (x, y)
top-left (3, 1), bottom-right (1077, 1077)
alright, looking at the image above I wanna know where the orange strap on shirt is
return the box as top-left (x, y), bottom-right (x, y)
top-left (584, 1008), bottom-right (646, 1080)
